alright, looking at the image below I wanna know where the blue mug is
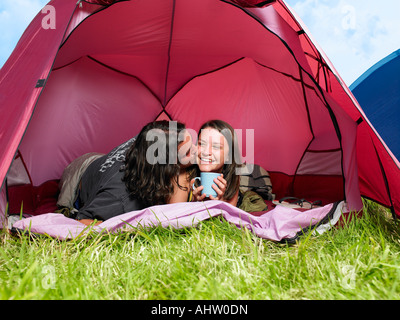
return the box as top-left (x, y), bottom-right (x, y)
top-left (193, 172), bottom-right (221, 198)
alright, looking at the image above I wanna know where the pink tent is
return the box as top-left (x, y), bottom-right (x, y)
top-left (0, 0), bottom-right (399, 219)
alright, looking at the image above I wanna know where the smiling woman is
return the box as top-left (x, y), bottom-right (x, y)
top-left (192, 120), bottom-right (242, 206)
top-left (197, 127), bottom-right (230, 173)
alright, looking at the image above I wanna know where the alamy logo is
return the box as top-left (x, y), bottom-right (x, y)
top-left (41, 265), bottom-right (56, 290)
top-left (340, 264), bottom-right (356, 290)
top-left (341, 5), bottom-right (356, 31)
top-left (41, 5), bottom-right (56, 30)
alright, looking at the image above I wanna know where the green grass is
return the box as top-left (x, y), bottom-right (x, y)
top-left (1, 199), bottom-right (400, 300)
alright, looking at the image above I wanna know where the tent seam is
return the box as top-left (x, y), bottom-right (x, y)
top-left (165, 57), bottom-right (245, 107)
top-left (371, 137), bottom-right (396, 219)
top-left (87, 55), bottom-right (162, 106)
top-left (163, 0), bottom-right (176, 107)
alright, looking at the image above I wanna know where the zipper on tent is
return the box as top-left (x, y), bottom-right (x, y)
top-left (35, 79), bottom-right (46, 88)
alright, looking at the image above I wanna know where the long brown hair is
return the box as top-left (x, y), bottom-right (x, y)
top-left (198, 120), bottom-right (242, 200)
top-left (123, 120), bottom-right (186, 206)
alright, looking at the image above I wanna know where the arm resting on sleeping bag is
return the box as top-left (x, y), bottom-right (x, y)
top-left (79, 219), bottom-right (103, 226)
top-left (75, 190), bottom-right (127, 225)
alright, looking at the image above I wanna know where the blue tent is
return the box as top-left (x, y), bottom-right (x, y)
top-left (350, 49), bottom-right (400, 161)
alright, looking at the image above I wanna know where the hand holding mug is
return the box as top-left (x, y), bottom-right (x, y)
top-left (191, 172), bottom-right (227, 201)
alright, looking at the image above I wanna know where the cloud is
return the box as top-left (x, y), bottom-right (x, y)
top-left (0, 0), bottom-right (48, 67)
top-left (285, 0), bottom-right (400, 85)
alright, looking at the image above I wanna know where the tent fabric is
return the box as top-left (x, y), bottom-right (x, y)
top-left (350, 49), bottom-right (400, 162)
top-left (11, 200), bottom-right (344, 242)
top-left (0, 0), bottom-right (399, 219)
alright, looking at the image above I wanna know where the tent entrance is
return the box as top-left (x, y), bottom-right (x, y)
top-left (2, 0), bottom-right (369, 217)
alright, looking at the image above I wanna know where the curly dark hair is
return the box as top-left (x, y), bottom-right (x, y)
top-left (198, 120), bottom-right (242, 200)
top-left (122, 120), bottom-right (187, 207)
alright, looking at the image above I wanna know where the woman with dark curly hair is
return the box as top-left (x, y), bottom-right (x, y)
top-left (74, 120), bottom-right (198, 226)
top-left (122, 120), bottom-right (199, 206)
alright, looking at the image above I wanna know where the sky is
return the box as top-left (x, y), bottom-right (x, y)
top-left (1, 0), bottom-right (400, 86)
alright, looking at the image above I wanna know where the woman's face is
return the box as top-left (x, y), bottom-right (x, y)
top-left (197, 128), bottom-right (230, 173)
top-left (178, 130), bottom-right (196, 168)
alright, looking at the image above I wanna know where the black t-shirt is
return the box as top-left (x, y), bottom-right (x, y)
top-left (75, 137), bottom-right (145, 221)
